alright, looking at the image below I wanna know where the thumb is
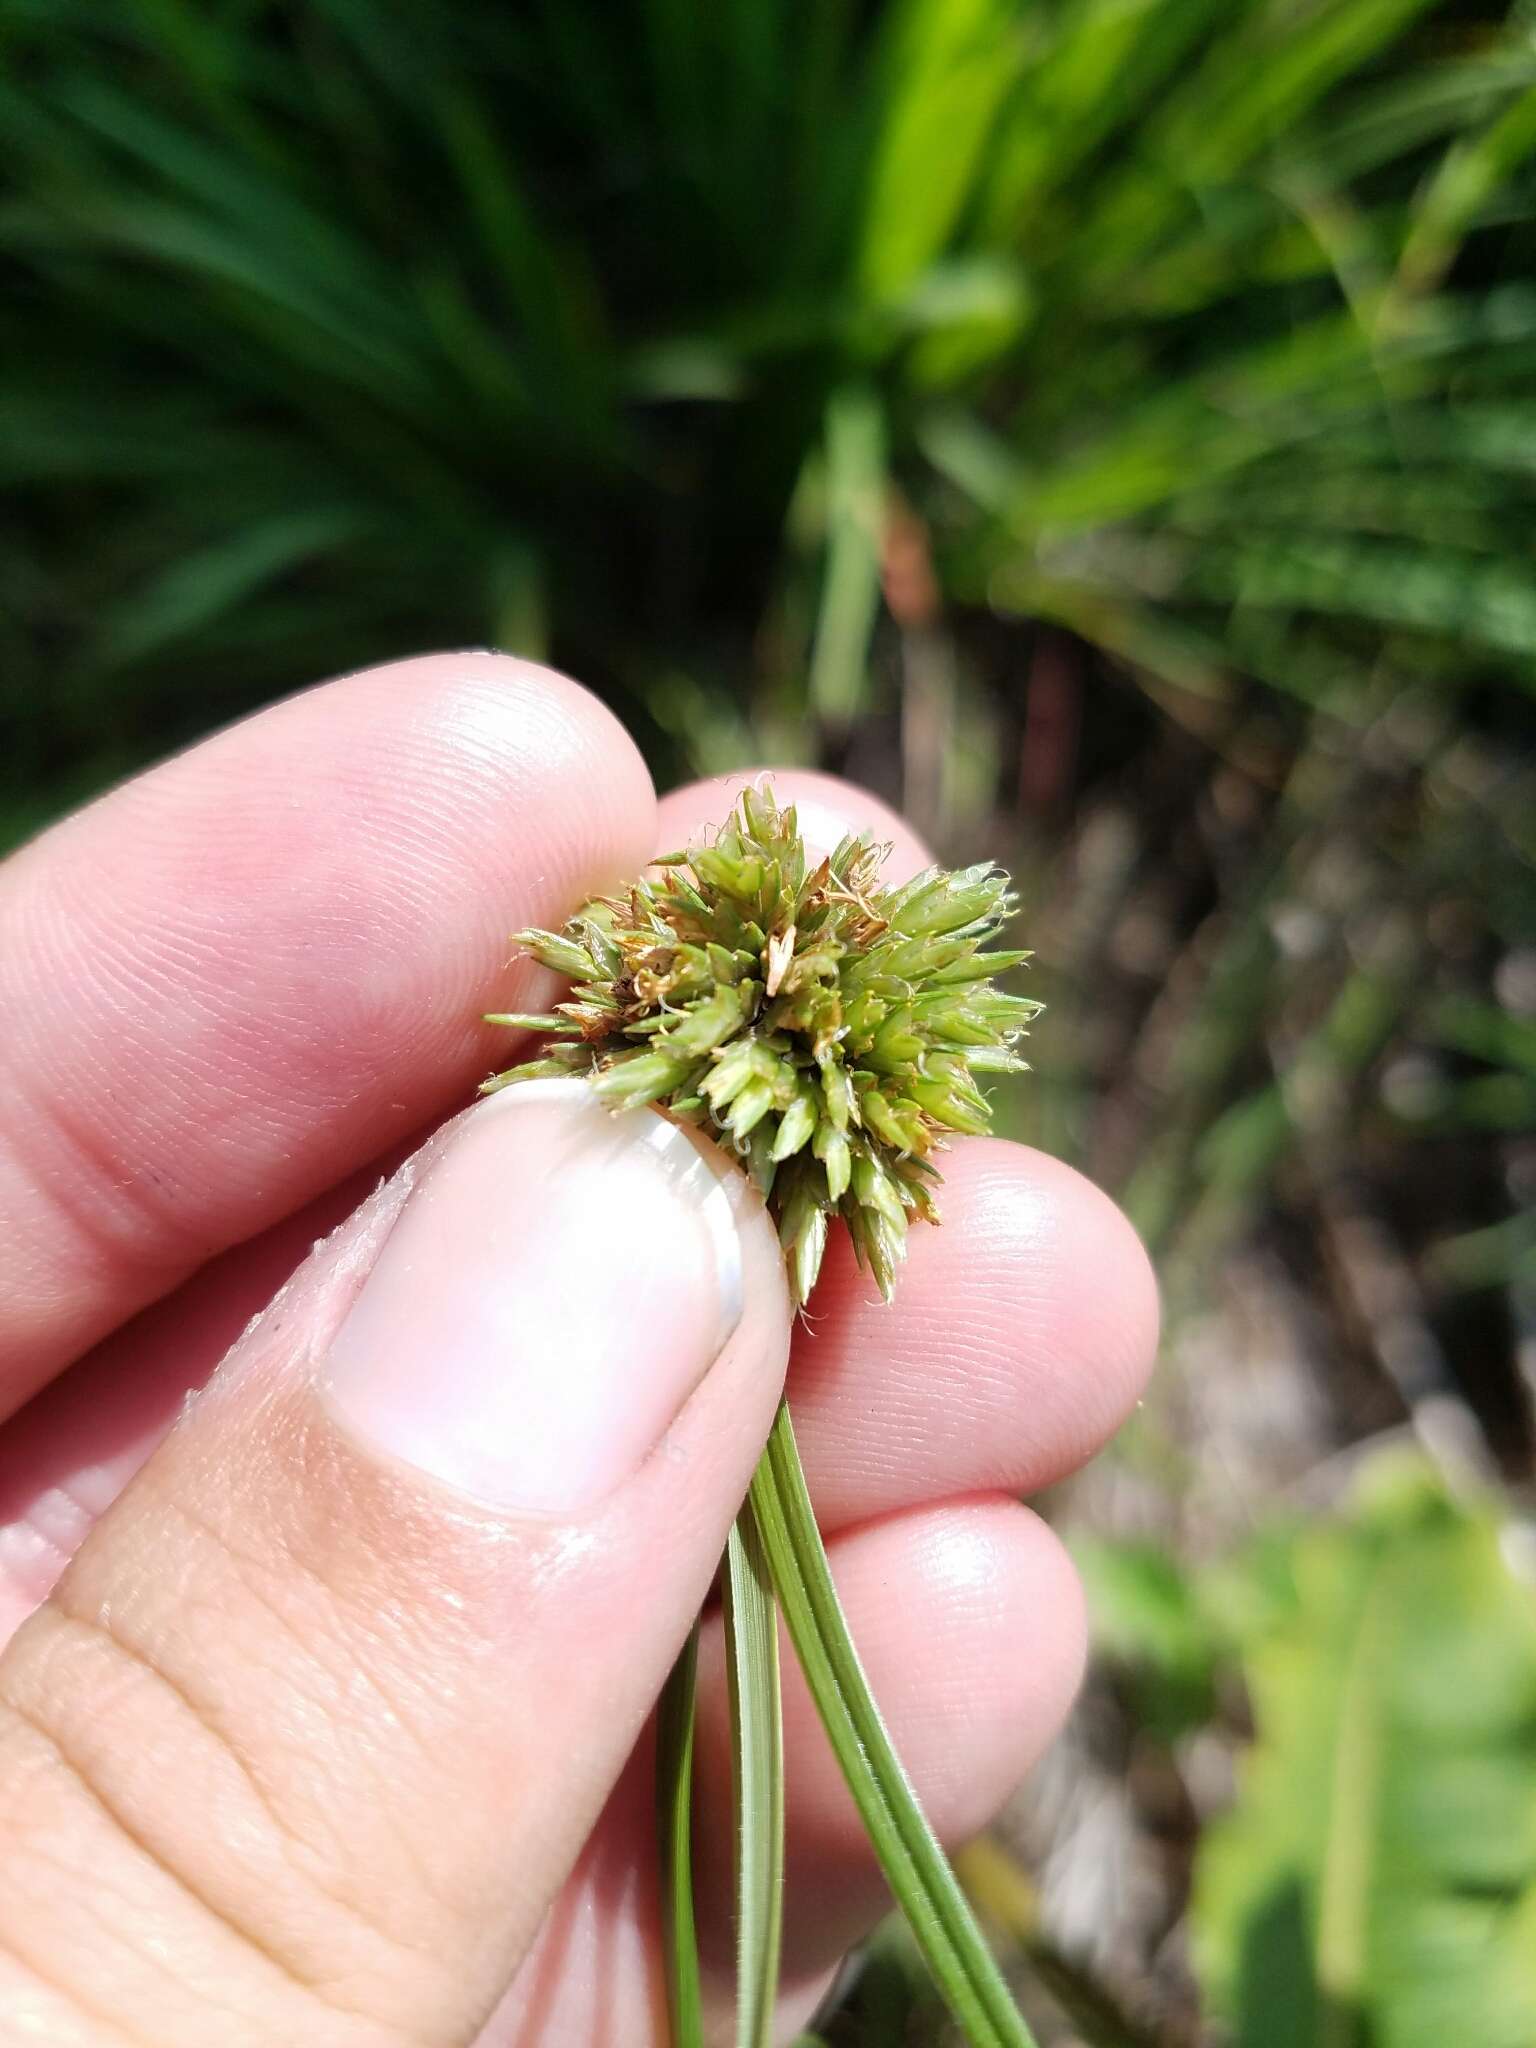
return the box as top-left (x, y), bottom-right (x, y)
top-left (0, 1079), bottom-right (792, 2047)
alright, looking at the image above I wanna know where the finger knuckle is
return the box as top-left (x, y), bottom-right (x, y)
top-left (0, 1524), bottom-right (445, 2045)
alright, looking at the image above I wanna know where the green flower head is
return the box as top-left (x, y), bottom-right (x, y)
top-left (485, 781), bottom-right (1039, 1305)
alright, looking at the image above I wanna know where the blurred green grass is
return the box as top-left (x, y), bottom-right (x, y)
top-left (7, 0), bottom-right (1536, 818)
top-left (6, 1), bottom-right (1536, 2040)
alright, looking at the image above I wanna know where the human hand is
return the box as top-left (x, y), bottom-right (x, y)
top-left (0, 654), bottom-right (1157, 2046)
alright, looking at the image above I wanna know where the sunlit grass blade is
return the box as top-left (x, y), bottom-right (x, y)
top-left (656, 1624), bottom-right (704, 2048)
top-left (722, 1504), bottom-right (785, 2048)
top-left (750, 1401), bottom-right (1039, 2048)
top-left (807, 384), bottom-right (886, 729)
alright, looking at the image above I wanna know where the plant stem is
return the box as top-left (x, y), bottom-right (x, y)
top-left (656, 1622), bottom-right (704, 2048)
top-left (749, 1399), bottom-right (1041, 2048)
top-left (723, 1502), bottom-right (786, 2048)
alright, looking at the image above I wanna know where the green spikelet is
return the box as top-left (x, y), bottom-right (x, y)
top-left (485, 781), bottom-right (1039, 1305)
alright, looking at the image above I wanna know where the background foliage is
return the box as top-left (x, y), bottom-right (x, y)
top-left (6, 1), bottom-right (1535, 2039)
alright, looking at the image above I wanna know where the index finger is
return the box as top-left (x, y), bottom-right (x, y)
top-left (0, 652), bottom-right (656, 1412)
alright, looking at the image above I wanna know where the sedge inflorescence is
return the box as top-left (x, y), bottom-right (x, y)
top-left (485, 782), bottom-right (1039, 1305)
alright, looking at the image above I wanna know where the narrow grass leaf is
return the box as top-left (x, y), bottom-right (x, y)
top-left (750, 1402), bottom-right (1039, 2048)
top-left (723, 1503), bottom-right (785, 2048)
top-left (808, 385), bottom-right (886, 728)
top-left (656, 1624), bottom-right (705, 2048)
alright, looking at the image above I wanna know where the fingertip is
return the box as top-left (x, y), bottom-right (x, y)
top-left (809, 1497), bottom-right (1087, 1834)
top-left (0, 649), bottom-right (659, 1398)
top-left (956, 1138), bottom-right (1161, 1472)
top-left (978, 1498), bottom-right (1089, 1765)
top-left (400, 651), bottom-right (657, 886)
top-left (788, 1137), bottom-right (1160, 1524)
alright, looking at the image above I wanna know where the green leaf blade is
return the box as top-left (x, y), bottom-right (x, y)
top-left (750, 1401), bottom-right (1039, 2048)
top-left (723, 1503), bottom-right (785, 2048)
top-left (656, 1625), bottom-right (705, 2048)
top-left (1193, 1463), bottom-right (1536, 2048)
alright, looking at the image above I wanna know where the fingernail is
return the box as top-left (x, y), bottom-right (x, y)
top-left (322, 1078), bottom-right (745, 1511)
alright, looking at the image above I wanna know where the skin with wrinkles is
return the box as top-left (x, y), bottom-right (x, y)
top-left (0, 656), bottom-right (1157, 2046)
